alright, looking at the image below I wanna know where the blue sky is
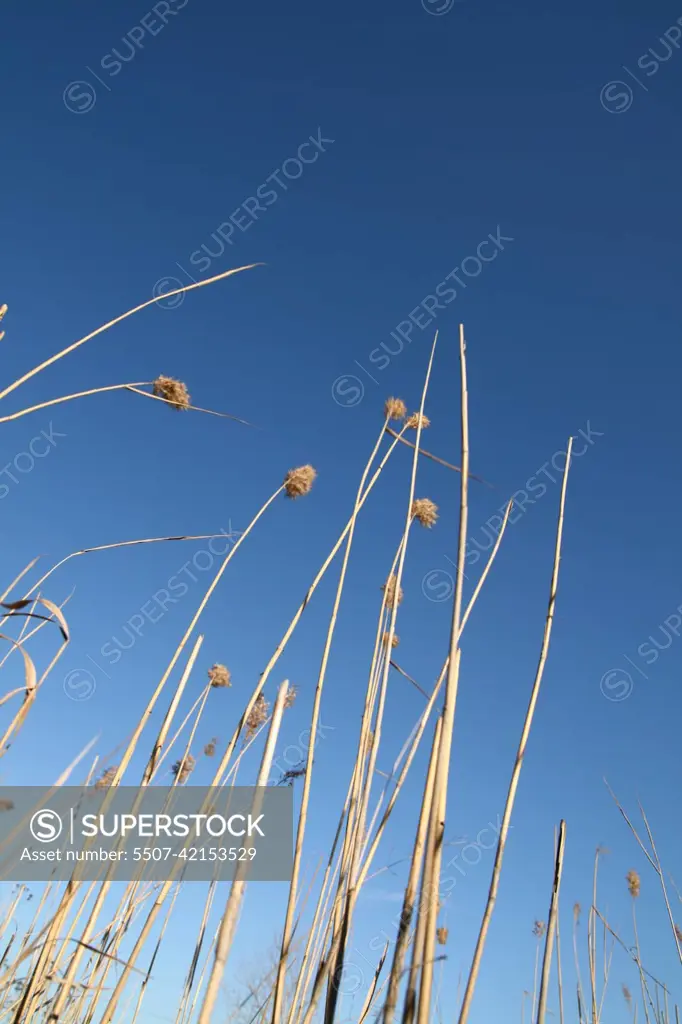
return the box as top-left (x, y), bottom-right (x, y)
top-left (1, 0), bottom-right (681, 1020)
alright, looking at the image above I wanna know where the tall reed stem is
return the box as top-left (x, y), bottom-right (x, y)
top-left (457, 436), bottom-right (573, 1024)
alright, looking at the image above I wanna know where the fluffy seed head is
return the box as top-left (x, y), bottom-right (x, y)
top-left (436, 927), bottom-right (449, 946)
top-left (284, 465), bottom-right (317, 499)
top-left (204, 737), bottom-right (218, 757)
top-left (172, 754), bottom-right (195, 785)
top-left (153, 375), bottom-right (191, 410)
top-left (383, 631), bottom-right (399, 649)
top-left (384, 397), bottom-right (407, 421)
top-left (411, 498), bottom-right (439, 528)
top-left (405, 412), bottom-right (430, 430)
top-left (246, 694), bottom-right (270, 738)
top-left (573, 902), bottom-right (581, 924)
top-left (284, 686), bottom-right (297, 709)
top-left (622, 985), bottom-right (632, 1009)
top-left (208, 664), bottom-right (231, 688)
top-left (382, 574), bottom-right (403, 609)
top-left (532, 920), bottom-right (546, 939)
top-left (626, 870), bottom-right (641, 898)
top-left (675, 924), bottom-right (682, 944)
top-left (95, 766), bottom-right (118, 790)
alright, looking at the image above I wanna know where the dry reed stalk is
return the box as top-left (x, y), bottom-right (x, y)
top-left (0, 264), bottom-right (258, 406)
top-left (0, 602), bottom-right (69, 758)
top-left (536, 821), bottom-right (566, 1024)
top-left (384, 426), bottom-right (491, 485)
top-left (382, 717), bottom-right (442, 1024)
top-left (0, 558), bottom-right (41, 604)
top-left (416, 325), bottom-right (469, 1024)
top-left (297, 490), bottom-right (514, 1024)
top-left (142, 634), bottom-right (204, 782)
top-left (128, 884), bottom-right (182, 1024)
top-left (592, 908), bottom-right (662, 1024)
top-left (93, 712), bottom-right (271, 1023)
top-left (318, 544), bottom-right (402, 1021)
top-left (325, 336), bottom-right (438, 1024)
top-left (184, 921), bottom-right (221, 1024)
top-left (320, 593), bottom-right (396, 1019)
top-left (196, 427), bottom-right (409, 822)
top-left (554, 828), bottom-right (565, 1024)
top-left (356, 941), bottom-right (389, 1024)
top-left (126, 384), bottom-right (253, 424)
top-left (175, 881), bottom-right (218, 1024)
top-left (413, 741), bottom-right (448, 1024)
top-left (456, 436), bottom-right (573, 1024)
top-left (69, 886), bottom-right (157, 1024)
top-left (197, 680), bottom-right (290, 1024)
top-left (0, 885), bottom-right (53, 1016)
top-left (0, 381), bottom-right (252, 426)
top-left (289, 801), bottom-right (349, 1024)
top-left (149, 687), bottom-right (210, 780)
top-left (0, 592), bottom-right (73, 676)
top-left (589, 847), bottom-right (605, 1023)
top-left (96, 710), bottom-right (273, 1024)
top-left (15, 530), bottom-right (241, 608)
top-left (573, 905), bottom-right (586, 1024)
top-left (88, 682), bottom-right (224, 1024)
top-left (636, 802), bottom-right (682, 964)
top-left (0, 889), bottom-right (25, 950)
top-left (271, 404), bottom-right (399, 1024)
top-left (44, 476), bottom-right (290, 1021)
top-left (300, 574), bottom-right (451, 1008)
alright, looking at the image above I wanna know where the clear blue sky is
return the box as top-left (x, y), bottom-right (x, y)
top-left (1, 0), bottom-right (681, 1020)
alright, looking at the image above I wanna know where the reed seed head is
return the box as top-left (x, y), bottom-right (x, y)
top-left (383, 631), bottom-right (399, 649)
top-left (405, 412), bottom-right (430, 430)
top-left (208, 663), bottom-right (231, 688)
top-left (204, 737), bottom-right (218, 757)
top-left (95, 766), bottom-right (118, 790)
top-left (382, 574), bottom-right (403, 609)
top-left (284, 465), bottom-right (317, 499)
top-left (573, 902), bottom-right (581, 924)
top-left (436, 926), bottom-right (449, 946)
top-left (152, 375), bottom-right (191, 410)
top-left (532, 920), bottom-right (546, 939)
top-left (622, 984), bottom-right (632, 1009)
top-left (384, 397), bottom-right (407, 421)
top-left (411, 498), bottom-right (439, 528)
top-left (626, 870), bottom-right (641, 899)
top-left (246, 694), bottom-right (270, 738)
top-left (172, 754), bottom-right (195, 785)
top-left (675, 923), bottom-right (682, 944)
top-left (284, 686), bottom-right (297, 709)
